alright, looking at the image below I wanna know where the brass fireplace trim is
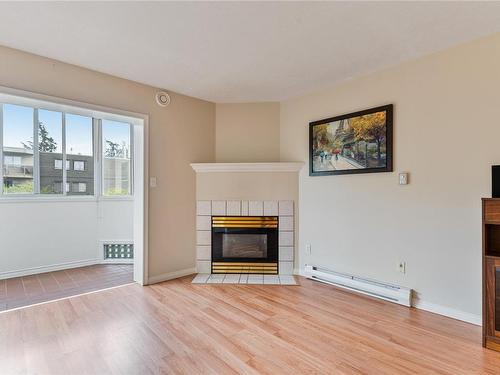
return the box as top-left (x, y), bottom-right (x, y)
top-left (212, 262), bottom-right (278, 274)
top-left (212, 216), bottom-right (278, 228)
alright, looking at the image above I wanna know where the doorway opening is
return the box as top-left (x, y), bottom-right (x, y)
top-left (0, 87), bottom-right (148, 312)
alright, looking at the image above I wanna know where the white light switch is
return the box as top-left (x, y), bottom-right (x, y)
top-left (399, 172), bottom-right (408, 185)
top-left (398, 261), bottom-right (407, 274)
top-left (306, 244), bottom-right (312, 255)
top-left (150, 177), bottom-right (157, 188)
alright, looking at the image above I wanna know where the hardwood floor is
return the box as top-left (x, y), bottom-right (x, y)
top-left (1, 275), bottom-right (500, 374)
top-left (0, 264), bottom-right (133, 312)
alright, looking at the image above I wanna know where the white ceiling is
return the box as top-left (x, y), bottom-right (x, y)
top-left (0, 2), bottom-right (499, 103)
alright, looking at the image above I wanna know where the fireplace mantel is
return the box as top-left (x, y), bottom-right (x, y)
top-left (190, 162), bottom-right (304, 173)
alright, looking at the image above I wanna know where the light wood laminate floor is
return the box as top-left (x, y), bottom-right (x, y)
top-left (1, 275), bottom-right (499, 374)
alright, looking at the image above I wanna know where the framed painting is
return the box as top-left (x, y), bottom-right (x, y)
top-left (309, 104), bottom-right (393, 176)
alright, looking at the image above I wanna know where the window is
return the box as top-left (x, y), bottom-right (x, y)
top-left (73, 161), bottom-right (85, 171)
top-left (102, 120), bottom-right (132, 196)
top-left (52, 181), bottom-right (70, 194)
top-left (2, 104), bottom-right (34, 194)
top-left (0, 98), bottom-right (134, 198)
top-left (4, 156), bottom-right (22, 166)
top-left (66, 114), bottom-right (93, 196)
top-left (38, 109), bottom-right (63, 194)
top-left (73, 182), bottom-right (87, 193)
top-left (54, 159), bottom-right (71, 170)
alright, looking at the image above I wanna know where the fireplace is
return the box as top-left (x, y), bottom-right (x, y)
top-left (211, 216), bottom-right (278, 274)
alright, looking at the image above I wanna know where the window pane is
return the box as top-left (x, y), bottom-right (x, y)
top-left (72, 182), bottom-right (87, 193)
top-left (38, 109), bottom-right (63, 194)
top-left (2, 104), bottom-right (34, 194)
top-left (66, 114), bottom-right (94, 195)
top-left (74, 160), bottom-right (85, 171)
top-left (102, 120), bottom-right (131, 196)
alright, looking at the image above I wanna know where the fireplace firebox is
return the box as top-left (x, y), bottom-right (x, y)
top-left (211, 216), bottom-right (278, 274)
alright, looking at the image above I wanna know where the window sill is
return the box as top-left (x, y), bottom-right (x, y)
top-left (0, 195), bottom-right (134, 203)
top-left (98, 195), bottom-right (134, 202)
top-left (0, 195), bottom-right (98, 203)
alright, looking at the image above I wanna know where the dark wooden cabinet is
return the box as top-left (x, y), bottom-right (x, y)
top-left (483, 198), bottom-right (500, 351)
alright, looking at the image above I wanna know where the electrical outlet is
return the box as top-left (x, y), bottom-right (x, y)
top-left (398, 261), bottom-right (406, 274)
top-left (306, 244), bottom-right (312, 255)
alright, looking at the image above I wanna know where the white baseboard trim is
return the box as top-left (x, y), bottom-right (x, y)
top-left (298, 266), bottom-right (481, 326)
top-left (101, 259), bottom-right (134, 265)
top-left (413, 299), bottom-right (481, 326)
top-left (0, 258), bottom-right (101, 280)
top-left (148, 267), bottom-right (196, 284)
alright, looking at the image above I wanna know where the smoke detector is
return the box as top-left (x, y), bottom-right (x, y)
top-left (155, 91), bottom-right (170, 107)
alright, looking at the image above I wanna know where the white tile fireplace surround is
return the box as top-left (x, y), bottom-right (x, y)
top-left (196, 199), bottom-right (295, 275)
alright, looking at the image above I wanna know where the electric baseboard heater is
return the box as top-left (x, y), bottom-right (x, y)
top-left (304, 265), bottom-right (412, 307)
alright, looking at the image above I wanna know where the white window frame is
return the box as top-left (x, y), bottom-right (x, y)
top-left (33, 108), bottom-right (40, 194)
top-left (0, 95), bottom-right (135, 201)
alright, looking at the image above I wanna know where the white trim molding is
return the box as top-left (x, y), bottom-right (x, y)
top-left (190, 162), bottom-right (304, 173)
top-left (413, 299), bottom-right (481, 326)
top-left (148, 268), bottom-right (196, 284)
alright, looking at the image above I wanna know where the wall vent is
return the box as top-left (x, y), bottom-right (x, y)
top-left (103, 243), bottom-right (134, 260)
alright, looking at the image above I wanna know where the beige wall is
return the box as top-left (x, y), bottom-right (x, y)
top-left (0, 45), bottom-right (215, 280)
top-left (196, 172), bottom-right (298, 201)
top-left (280, 32), bottom-right (500, 323)
top-left (215, 102), bottom-right (280, 162)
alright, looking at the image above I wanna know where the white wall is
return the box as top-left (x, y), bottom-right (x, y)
top-left (0, 199), bottom-right (133, 279)
top-left (280, 32), bottom-right (500, 324)
top-left (98, 200), bottom-right (134, 241)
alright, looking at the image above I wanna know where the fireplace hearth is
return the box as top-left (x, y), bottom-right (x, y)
top-left (211, 216), bottom-right (278, 274)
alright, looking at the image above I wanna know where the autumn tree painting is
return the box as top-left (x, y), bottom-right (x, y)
top-left (350, 111), bottom-right (386, 162)
top-left (309, 105), bottom-right (393, 176)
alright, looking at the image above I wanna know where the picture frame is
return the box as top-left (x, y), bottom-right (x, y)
top-left (309, 104), bottom-right (393, 176)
